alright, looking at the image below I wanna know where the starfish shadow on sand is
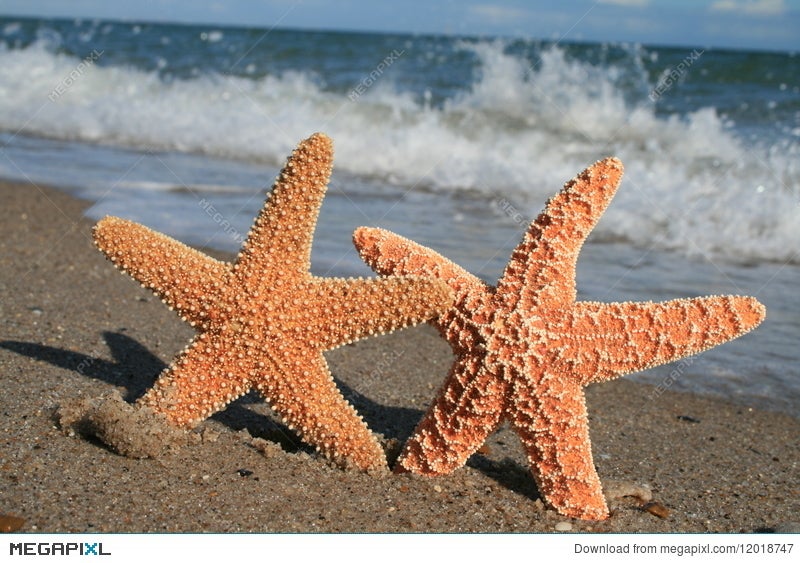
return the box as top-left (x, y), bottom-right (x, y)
top-left (1, 332), bottom-right (160, 401)
top-left (1, 332), bottom-right (420, 457)
top-left (339, 371), bottom-right (543, 500)
top-left (468, 454), bottom-right (543, 504)
top-left (3, 333), bottom-right (534, 493)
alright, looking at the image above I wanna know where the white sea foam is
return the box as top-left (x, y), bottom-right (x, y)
top-left (0, 40), bottom-right (797, 264)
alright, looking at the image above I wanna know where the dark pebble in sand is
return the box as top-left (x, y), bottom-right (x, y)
top-left (677, 415), bottom-right (701, 423)
top-left (237, 469), bottom-right (254, 477)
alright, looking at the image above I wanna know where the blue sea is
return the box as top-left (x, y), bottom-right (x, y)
top-left (0, 16), bottom-right (797, 416)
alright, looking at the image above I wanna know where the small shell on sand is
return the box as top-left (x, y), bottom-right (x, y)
top-left (643, 502), bottom-right (671, 519)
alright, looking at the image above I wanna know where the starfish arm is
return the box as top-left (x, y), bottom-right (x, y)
top-left (496, 158), bottom-right (623, 309)
top-left (254, 349), bottom-right (387, 473)
top-left (234, 133), bottom-right (333, 284)
top-left (353, 227), bottom-right (486, 300)
top-left (93, 217), bottom-right (228, 327)
top-left (310, 276), bottom-right (454, 349)
top-left (507, 377), bottom-right (609, 520)
top-left (555, 295), bottom-right (766, 386)
top-left (137, 333), bottom-right (253, 428)
top-left (395, 359), bottom-right (506, 475)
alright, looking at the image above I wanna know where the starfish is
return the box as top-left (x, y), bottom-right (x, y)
top-left (354, 157), bottom-right (766, 518)
top-left (92, 133), bottom-right (452, 474)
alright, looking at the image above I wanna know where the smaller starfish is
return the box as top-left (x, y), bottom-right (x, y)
top-left (93, 133), bottom-right (452, 473)
top-left (354, 157), bottom-right (765, 518)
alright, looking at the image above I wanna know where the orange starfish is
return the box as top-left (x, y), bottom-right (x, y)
top-left (93, 133), bottom-right (452, 473)
top-left (354, 157), bottom-right (765, 518)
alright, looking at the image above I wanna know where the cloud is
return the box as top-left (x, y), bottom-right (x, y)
top-left (467, 4), bottom-right (532, 24)
top-left (598, 0), bottom-right (650, 6)
top-left (709, 0), bottom-right (786, 16)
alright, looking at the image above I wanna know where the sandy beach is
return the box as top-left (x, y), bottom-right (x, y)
top-left (1, 179), bottom-right (798, 533)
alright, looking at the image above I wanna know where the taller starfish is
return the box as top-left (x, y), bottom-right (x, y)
top-left (93, 133), bottom-right (452, 473)
top-left (354, 157), bottom-right (765, 518)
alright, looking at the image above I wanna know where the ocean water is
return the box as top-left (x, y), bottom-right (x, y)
top-left (0, 16), bottom-right (797, 416)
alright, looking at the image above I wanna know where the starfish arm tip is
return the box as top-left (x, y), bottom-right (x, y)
top-left (92, 215), bottom-right (124, 246)
top-left (236, 132), bottom-right (335, 277)
top-left (298, 132), bottom-right (333, 160)
top-left (352, 226), bottom-right (385, 259)
top-left (731, 294), bottom-right (767, 331)
top-left (431, 277), bottom-right (455, 308)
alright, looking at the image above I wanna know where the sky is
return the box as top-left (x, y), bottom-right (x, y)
top-left (1, 0), bottom-right (798, 51)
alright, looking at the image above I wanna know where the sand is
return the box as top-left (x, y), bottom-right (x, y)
top-left (1, 179), bottom-right (798, 533)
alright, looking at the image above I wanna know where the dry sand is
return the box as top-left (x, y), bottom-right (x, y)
top-left (1, 180), bottom-right (798, 533)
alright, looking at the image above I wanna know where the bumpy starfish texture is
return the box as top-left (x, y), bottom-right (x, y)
top-left (354, 157), bottom-right (766, 518)
top-left (93, 133), bottom-right (452, 473)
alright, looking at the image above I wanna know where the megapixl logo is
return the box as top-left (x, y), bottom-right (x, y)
top-left (9, 542), bottom-right (111, 556)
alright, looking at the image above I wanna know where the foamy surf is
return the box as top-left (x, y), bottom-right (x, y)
top-left (0, 34), bottom-right (797, 264)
